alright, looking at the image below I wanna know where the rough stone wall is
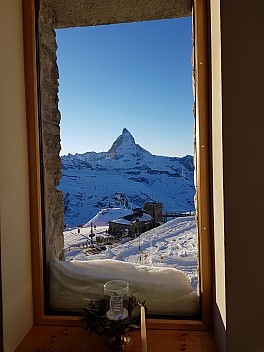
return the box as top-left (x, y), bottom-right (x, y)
top-left (143, 202), bottom-right (163, 225)
top-left (39, 0), bottom-right (64, 261)
top-left (47, 0), bottom-right (192, 29)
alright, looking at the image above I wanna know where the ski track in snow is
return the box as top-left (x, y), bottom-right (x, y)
top-left (64, 215), bottom-right (199, 290)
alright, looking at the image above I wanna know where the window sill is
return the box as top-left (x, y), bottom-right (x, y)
top-left (15, 325), bottom-right (219, 351)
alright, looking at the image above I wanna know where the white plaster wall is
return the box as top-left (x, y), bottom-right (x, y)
top-left (0, 1), bottom-right (33, 351)
top-left (210, 1), bottom-right (226, 351)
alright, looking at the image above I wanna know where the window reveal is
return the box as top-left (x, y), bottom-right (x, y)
top-left (23, 0), bottom-right (212, 327)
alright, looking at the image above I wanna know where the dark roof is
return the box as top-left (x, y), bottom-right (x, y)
top-left (109, 211), bottom-right (153, 225)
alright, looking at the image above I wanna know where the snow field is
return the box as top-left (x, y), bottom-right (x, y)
top-left (64, 215), bottom-right (199, 290)
top-left (49, 214), bottom-right (199, 315)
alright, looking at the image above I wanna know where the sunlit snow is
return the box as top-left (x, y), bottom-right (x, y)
top-left (50, 210), bottom-right (199, 315)
top-left (63, 212), bottom-right (198, 291)
top-left (49, 258), bottom-right (199, 316)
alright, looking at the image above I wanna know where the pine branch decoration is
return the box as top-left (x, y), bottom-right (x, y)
top-left (81, 295), bottom-right (146, 338)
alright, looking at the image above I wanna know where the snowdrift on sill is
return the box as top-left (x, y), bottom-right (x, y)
top-left (49, 259), bottom-right (199, 316)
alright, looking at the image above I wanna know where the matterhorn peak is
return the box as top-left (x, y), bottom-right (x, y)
top-left (106, 128), bottom-right (140, 159)
top-left (120, 127), bottom-right (135, 143)
top-left (122, 127), bottom-right (131, 134)
top-left (120, 127), bottom-right (135, 142)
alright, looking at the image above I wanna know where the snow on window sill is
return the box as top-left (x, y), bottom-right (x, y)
top-left (49, 259), bottom-right (199, 316)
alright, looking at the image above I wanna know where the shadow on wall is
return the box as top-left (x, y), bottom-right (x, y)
top-left (214, 303), bottom-right (226, 352)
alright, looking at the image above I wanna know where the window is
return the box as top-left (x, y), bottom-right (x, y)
top-left (52, 18), bottom-right (199, 317)
top-left (23, 0), bottom-right (212, 328)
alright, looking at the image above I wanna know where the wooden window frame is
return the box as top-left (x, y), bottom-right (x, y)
top-left (22, 0), bottom-right (212, 330)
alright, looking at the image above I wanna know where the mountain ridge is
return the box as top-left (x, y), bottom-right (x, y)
top-left (59, 128), bottom-right (195, 226)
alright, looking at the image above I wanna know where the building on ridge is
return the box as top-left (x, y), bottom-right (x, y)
top-left (108, 202), bottom-right (163, 238)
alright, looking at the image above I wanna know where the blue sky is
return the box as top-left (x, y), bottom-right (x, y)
top-left (56, 17), bottom-right (194, 157)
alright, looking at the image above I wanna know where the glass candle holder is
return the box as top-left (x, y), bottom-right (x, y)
top-left (104, 280), bottom-right (129, 320)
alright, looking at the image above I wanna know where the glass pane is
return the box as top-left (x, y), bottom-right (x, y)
top-left (48, 17), bottom-right (199, 317)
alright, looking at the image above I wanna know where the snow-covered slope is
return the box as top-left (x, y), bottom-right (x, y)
top-left (64, 212), bottom-right (198, 290)
top-left (50, 216), bottom-right (199, 315)
top-left (59, 128), bottom-right (195, 226)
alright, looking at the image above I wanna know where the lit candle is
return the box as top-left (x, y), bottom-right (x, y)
top-left (141, 305), bottom-right (147, 352)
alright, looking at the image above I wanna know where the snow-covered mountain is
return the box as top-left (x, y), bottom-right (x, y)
top-left (58, 128), bottom-right (195, 226)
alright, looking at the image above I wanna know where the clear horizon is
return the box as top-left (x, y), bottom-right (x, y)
top-left (56, 17), bottom-right (194, 157)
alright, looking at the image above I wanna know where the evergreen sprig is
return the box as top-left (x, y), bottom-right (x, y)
top-left (81, 295), bottom-right (146, 337)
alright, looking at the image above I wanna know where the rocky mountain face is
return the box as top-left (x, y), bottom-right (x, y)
top-left (58, 128), bottom-right (195, 226)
